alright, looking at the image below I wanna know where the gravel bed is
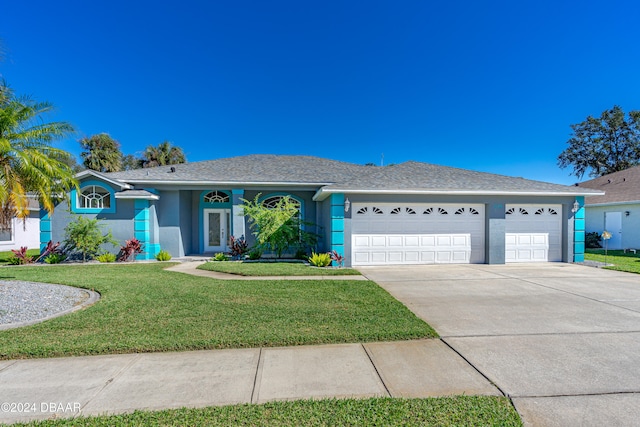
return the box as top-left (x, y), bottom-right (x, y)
top-left (0, 281), bottom-right (90, 327)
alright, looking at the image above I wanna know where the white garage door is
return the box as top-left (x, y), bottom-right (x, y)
top-left (505, 205), bottom-right (562, 262)
top-left (351, 204), bottom-right (485, 266)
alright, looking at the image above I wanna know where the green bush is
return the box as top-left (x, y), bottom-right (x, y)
top-left (63, 216), bottom-right (118, 262)
top-left (7, 256), bottom-right (21, 265)
top-left (212, 252), bottom-right (229, 261)
top-left (309, 252), bottom-right (331, 267)
top-left (248, 247), bottom-right (263, 260)
top-left (96, 252), bottom-right (117, 263)
top-left (585, 232), bottom-right (602, 249)
top-left (155, 250), bottom-right (172, 261)
top-left (44, 253), bottom-right (66, 264)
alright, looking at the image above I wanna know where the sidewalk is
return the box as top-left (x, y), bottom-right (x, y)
top-left (0, 340), bottom-right (500, 424)
top-left (165, 261), bottom-right (369, 281)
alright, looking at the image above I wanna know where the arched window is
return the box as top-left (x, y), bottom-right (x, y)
top-left (203, 191), bottom-right (230, 203)
top-left (79, 185), bottom-right (111, 209)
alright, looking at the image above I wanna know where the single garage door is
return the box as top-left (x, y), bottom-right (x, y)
top-left (505, 205), bottom-right (562, 262)
top-left (351, 203), bottom-right (485, 266)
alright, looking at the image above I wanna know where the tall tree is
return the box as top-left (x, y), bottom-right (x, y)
top-left (558, 106), bottom-right (640, 179)
top-left (0, 81), bottom-right (78, 229)
top-left (141, 141), bottom-right (187, 168)
top-left (122, 153), bottom-right (143, 170)
top-left (79, 133), bottom-right (123, 172)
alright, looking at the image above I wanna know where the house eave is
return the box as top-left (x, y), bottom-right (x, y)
top-left (584, 200), bottom-right (640, 207)
top-left (114, 193), bottom-right (160, 201)
top-left (312, 188), bottom-right (605, 201)
top-left (119, 179), bottom-right (333, 187)
top-left (76, 170), bottom-right (132, 190)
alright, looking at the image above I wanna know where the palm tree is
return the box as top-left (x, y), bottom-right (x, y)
top-left (142, 141), bottom-right (187, 168)
top-left (79, 133), bottom-right (123, 172)
top-left (0, 81), bottom-right (78, 230)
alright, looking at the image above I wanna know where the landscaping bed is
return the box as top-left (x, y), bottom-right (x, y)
top-left (198, 260), bottom-right (361, 276)
top-left (10, 396), bottom-right (522, 427)
top-left (0, 263), bottom-right (435, 359)
top-left (585, 249), bottom-right (640, 274)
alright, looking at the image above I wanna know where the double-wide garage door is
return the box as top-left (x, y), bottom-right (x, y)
top-left (351, 203), bottom-right (563, 265)
top-left (351, 204), bottom-right (485, 266)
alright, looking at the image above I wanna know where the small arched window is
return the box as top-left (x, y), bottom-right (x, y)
top-left (79, 185), bottom-right (111, 209)
top-left (262, 195), bottom-right (301, 210)
top-left (203, 191), bottom-right (230, 203)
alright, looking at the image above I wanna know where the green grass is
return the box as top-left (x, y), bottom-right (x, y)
top-left (0, 248), bottom-right (40, 265)
top-left (11, 397), bottom-right (522, 427)
top-left (0, 263), bottom-right (435, 359)
top-left (585, 249), bottom-right (640, 274)
top-left (198, 261), bottom-right (361, 276)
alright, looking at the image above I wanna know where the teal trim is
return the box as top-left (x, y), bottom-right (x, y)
top-left (134, 200), bottom-right (152, 260)
top-left (39, 210), bottom-right (51, 252)
top-left (330, 193), bottom-right (345, 266)
top-left (148, 243), bottom-right (161, 257)
top-left (232, 189), bottom-right (244, 195)
top-left (573, 196), bottom-right (585, 263)
top-left (71, 180), bottom-right (116, 214)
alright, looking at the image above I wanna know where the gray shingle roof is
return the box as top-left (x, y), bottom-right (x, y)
top-left (577, 165), bottom-right (640, 205)
top-left (101, 154), bottom-right (600, 196)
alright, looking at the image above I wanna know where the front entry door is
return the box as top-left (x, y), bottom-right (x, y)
top-left (204, 209), bottom-right (230, 252)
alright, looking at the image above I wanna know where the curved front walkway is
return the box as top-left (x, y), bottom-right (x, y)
top-left (166, 261), bottom-right (368, 281)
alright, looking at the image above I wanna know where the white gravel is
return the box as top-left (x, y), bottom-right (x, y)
top-left (0, 281), bottom-right (90, 327)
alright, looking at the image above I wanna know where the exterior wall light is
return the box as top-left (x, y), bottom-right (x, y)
top-left (625, 211), bottom-right (630, 216)
top-left (344, 198), bottom-right (350, 213)
top-left (571, 200), bottom-right (580, 213)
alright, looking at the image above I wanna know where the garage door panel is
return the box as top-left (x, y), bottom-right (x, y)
top-left (351, 203), bottom-right (484, 266)
top-left (505, 205), bottom-right (562, 263)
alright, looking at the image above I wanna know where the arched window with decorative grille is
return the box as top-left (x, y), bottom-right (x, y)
top-left (78, 185), bottom-right (111, 209)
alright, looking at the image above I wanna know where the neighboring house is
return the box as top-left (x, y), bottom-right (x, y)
top-left (42, 155), bottom-right (600, 266)
top-left (577, 165), bottom-right (640, 250)
top-left (1, 197), bottom-right (41, 252)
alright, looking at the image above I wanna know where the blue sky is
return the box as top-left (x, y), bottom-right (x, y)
top-left (2, 0), bottom-right (639, 185)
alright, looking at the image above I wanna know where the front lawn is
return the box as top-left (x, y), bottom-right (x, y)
top-left (585, 249), bottom-right (640, 274)
top-left (198, 261), bottom-right (361, 276)
top-left (12, 396), bottom-right (522, 427)
top-left (0, 263), bottom-right (435, 359)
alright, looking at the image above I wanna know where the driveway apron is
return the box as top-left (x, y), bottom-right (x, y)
top-left (360, 263), bottom-right (640, 427)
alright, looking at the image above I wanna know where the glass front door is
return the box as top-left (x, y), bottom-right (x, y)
top-left (204, 209), bottom-right (230, 252)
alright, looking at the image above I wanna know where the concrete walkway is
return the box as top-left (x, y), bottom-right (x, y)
top-left (166, 261), bottom-right (368, 280)
top-left (0, 340), bottom-right (499, 424)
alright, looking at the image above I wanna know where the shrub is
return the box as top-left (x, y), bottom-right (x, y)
top-left (155, 250), bottom-right (172, 261)
top-left (309, 252), bottom-right (331, 267)
top-left (97, 252), bottom-right (117, 263)
top-left (330, 250), bottom-right (345, 267)
top-left (37, 240), bottom-right (64, 262)
top-left (44, 253), bottom-right (66, 264)
top-left (118, 238), bottom-right (143, 262)
top-left (63, 216), bottom-right (118, 262)
top-left (247, 247), bottom-right (262, 260)
top-left (586, 232), bottom-right (602, 249)
top-left (241, 194), bottom-right (318, 258)
top-left (10, 247), bottom-right (34, 265)
top-left (229, 235), bottom-right (249, 259)
top-left (212, 252), bottom-right (229, 261)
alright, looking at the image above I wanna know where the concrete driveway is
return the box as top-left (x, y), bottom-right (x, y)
top-left (359, 263), bottom-right (640, 427)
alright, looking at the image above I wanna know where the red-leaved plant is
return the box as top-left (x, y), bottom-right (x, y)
top-left (36, 240), bottom-right (63, 262)
top-left (330, 250), bottom-right (345, 267)
top-left (11, 246), bottom-right (34, 264)
top-left (117, 238), bottom-right (143, 262)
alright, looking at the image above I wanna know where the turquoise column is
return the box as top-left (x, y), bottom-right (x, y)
top-left (134, 200), bottom-right (153, 260)
top-left (39, 209), bottom-right (52, 252)
top-left (574, 196), bottom-right (585, 262)
top-left (330, 193), bottom-right (345, 266)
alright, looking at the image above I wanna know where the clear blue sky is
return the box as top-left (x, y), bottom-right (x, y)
top-left (2, 0), bottom-right (639, 185)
